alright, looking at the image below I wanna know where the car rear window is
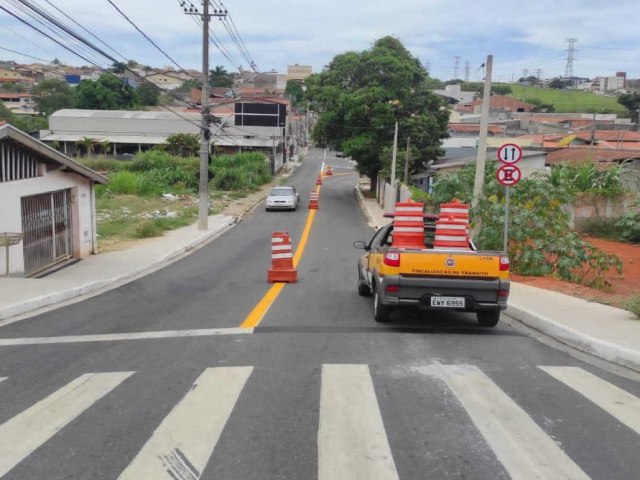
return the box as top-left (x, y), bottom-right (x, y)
top-left (270, 188), bottom-right (293, 196)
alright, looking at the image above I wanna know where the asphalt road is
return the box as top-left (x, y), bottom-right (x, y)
top-left (0, 149), bottom-right (639, 479)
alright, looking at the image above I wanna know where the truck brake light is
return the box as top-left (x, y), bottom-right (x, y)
top-left (499, 256), bottom-right (510, 271)
top-left (384, 251), bottom-right (401, 267)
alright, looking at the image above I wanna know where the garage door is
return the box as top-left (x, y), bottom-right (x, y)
top-left (21, 190), bottom-right (73, 277)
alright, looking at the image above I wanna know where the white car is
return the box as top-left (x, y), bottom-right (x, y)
top-left (265, 186), bottom-right (299, 211)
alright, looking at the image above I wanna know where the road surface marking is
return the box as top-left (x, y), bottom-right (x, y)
top-left (0, 377), bottom-right (6, 384)
top-left (0, 371), bottom-right (133, 478)
top-left (240, 200), bottom-right (318, 329)
top-left (118, 366), bottom-right (253, 480)
top-left (318, 364), bottom-right (399, 480)
top-left (0, 328), bottom-right (253, 346)
top-left (540, 366), bottom-right (640, 435)
top-left (425, 364), bottom-right (590, 480)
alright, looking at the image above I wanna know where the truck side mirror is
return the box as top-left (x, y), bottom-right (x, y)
top-left (353, 240), bottom-right (368, 250)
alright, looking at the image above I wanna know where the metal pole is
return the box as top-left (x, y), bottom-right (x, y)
top-left (390, 121), bottom-right (398, 199)
top-left (197, 0), bottom-right (210, 230)
top-left (403, 136), bottom-right (410, 184)
top-left (503, 186), bottom-right (510, 254)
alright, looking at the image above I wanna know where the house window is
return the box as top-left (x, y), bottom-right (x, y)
top-left (0, 142), bottom-right (39, 182)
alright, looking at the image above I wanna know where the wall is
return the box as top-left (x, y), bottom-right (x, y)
top-left (568, 193), bottom-right (638, 230)
top-left (0, 169), bottom-right (95, 275)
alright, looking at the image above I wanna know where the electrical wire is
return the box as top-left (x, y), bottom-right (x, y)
top-left (0, 21), bottom-right (59, 58)
top-left (210, 0), bottom-right (255, 70)
top-left (0, 2), bottom-right (202, 129)
top-left (215, 0), bottom-right (256, 70)
top-left (105, 0), bottom-right (198, 80)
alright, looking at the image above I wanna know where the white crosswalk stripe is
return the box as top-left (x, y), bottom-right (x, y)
top-left (117, 366), bottom-right (253, 480)
top-left (422, 364), bottom-right (591, 480)
top-left (1, 364), bottom-right (636, 478)
top-left (0, 371), bottom-right (134, 478)
top-left (540, 366), bottom-right (640, 435)
top-left (318, 364), bottom-right (399, 480)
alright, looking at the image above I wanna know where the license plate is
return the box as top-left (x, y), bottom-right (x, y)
top-left (430, 296), bottom-right (465, 308)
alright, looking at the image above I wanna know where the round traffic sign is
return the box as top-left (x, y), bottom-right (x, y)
top-left (497, 143), bottom-right (523, 164)
top-left (496, 164), bottom-right (522, 186)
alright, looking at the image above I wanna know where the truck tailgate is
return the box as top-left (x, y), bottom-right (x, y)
top-left (398, 250), bottom-right (504, 278)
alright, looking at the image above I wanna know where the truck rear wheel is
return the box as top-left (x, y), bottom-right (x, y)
top-left (477, 310), bottom-right (500, 327)
top-left (374, 290), bottom-right (392, 323)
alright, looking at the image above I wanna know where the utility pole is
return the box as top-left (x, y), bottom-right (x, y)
top-left (183, 1), bottom-right (227, 230)
top-left (472, 54), bottom-right (493, 215)
top-left (564, 38), bottom-right (578, 85)
top-left (453, 56), bottom-right (461, 80)
top-left (403, 137), bottom-right (411, 184)
top-left (390, 122), bottom-right (398, 201)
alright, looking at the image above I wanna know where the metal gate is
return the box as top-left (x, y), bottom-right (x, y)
top-left (21, 190), bottom-right (73, 276)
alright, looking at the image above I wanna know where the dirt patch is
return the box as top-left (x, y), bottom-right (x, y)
top-left (513, 236), bottom-right (640, 309)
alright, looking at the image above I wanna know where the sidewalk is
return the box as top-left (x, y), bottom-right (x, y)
top-left (355, 185), bottom-right (640, 373)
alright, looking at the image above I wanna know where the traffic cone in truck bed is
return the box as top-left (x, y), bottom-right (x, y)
top-left (392, 202), bottom-right (425, 249)
top-left (434, 200), bottom-right (471, 250)
top-left (268, 231), bottom-right (297, 283)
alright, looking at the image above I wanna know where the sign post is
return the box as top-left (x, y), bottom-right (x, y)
top-left (496, 144), bottom-right (523, 253)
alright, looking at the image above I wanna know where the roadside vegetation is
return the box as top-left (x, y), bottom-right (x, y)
top-left (409, 162), bottom-right (628, 288)
top-left (77, 147), bottom-right (271, 250)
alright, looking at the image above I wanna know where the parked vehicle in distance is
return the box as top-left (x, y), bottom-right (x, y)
top-left (265, 186), bottom-right (299, 211)
top-left (336, 151), bottom-right (345, 157)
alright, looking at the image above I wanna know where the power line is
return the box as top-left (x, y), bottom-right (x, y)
top-left (0, 21), bottom-right (59, 58)
top-left (105, 0), bottom-right (198, 79)
top-left (0, 2), bottom-right (202, 129)
top-left (43, 0), bottom-right (128, 62)
top-left (212, 0), bottom-right (257, 71)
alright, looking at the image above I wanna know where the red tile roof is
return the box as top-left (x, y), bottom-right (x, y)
top-left (448, 123), bottom-right (503, 134)
top-left (546, 148), bottom-right (640, 165)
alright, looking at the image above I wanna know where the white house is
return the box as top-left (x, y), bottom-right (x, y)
top-left (0, 123), bottom-right (108, 277)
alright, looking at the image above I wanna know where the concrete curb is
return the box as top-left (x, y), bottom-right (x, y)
top-left (353, 184), bottom-right (384, 230)
top-left (506, 302), bottom-right (640, 373)
top-left (0, 217), bottom-right (237, 322)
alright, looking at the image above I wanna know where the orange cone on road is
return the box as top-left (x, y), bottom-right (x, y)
top-left (316, 174), bottom-right (323, 185)
top-left (267, 231), bottom-right (297, 283)
top-left (325, 165), bottom-right (333, 176)
top-left (308, 191), bottom-right (319, 209)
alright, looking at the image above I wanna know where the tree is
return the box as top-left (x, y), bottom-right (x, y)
top-left (284, 80), bottom-right (305, 109)
top-left (177, 78), bottom-right (202, 92)
top-left (549, 78), bottom-right (570, 89)
top-left (617, 92), bottom-right (640, 123)
top-left (135, 81), bottom-right (160, 106)
top-left (209, 66), bottom-right (233, 88)
top-left (100, 140), bottom-right (112, 155)
top-left (212, 66), bottom-right (233, 87)
top-left (32, 79), bottom-right (75, 115)
top-left (163, 133), bottom-right (200, 157)
top-left (75, 74), bottom-right (135, 110)
top-left (306, 36), bottom-right (449, 188)
top-left (77, 137), bottom-right (97, 157)
top-left (111, 62), bottom-right (126, 74)
top-left (0, 103), bottom-right (47, 133)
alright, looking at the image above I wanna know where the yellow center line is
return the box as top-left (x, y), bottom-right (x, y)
top-left (239, 186), bottom-right (321, 329)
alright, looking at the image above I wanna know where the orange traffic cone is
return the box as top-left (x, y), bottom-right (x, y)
top-left (325, 165), bottom-right (334, 176)
top-left (308, 191), bottom-right (319, 209)
top-left (392, 202), bottom-right (425, 249)
top-left (316, 174), bottom-right (323, 185)
top-left (433, 200), bottom-right (471, 250)
top-left (267, 231), bottom-right (298, 283)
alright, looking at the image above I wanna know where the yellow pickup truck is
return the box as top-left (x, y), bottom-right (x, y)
top-left (354, 216), bottom-right (510, 326)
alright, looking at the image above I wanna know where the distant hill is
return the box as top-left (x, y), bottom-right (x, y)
top-left (509, 85), bottom-right (626, 115)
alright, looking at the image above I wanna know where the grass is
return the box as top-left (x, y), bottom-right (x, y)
top-left (625, 294), bottom-right (640, 319)
top-left (96, 194), bottom-right (198, 248)
top-left (509, 85), bottom-right (627, 114)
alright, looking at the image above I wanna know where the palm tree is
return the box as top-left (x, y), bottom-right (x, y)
top-left (209, 66), bottom-right (233, 88)
top-left (100, 140), bottom-right (112, 156)
top-left (77, 137), bottom-right (97, 157)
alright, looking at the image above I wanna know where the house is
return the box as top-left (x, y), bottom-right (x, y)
top-left (0, 68), bottom-right (35, 88)
top-left (434, 84), bottom-right (477, 105)
top-left (0, 123), bottom-right (108, 277)
top-left (455, 95), bottom-right (535, 114)
top-left (145, 70), bottom-right (194, 90)
top-left (0, 93), bottom-right (36, 116)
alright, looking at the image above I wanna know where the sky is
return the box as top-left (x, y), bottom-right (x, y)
top-left (0, 0), bottom-right (638, 81)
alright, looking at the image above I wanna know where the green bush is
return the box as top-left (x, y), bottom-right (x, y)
top-left (582, 218), bottom-right (624, 240)
top-left (430, 162), bottom-right (622, 287)
top-left (626, 295), bottom-right (640, 319)
top-left (133, 211), bottom-right (197, 238)
top-left (211, 152), bottom-right (271, 190)
top-left (616, 210), bottom-right (640, 243)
